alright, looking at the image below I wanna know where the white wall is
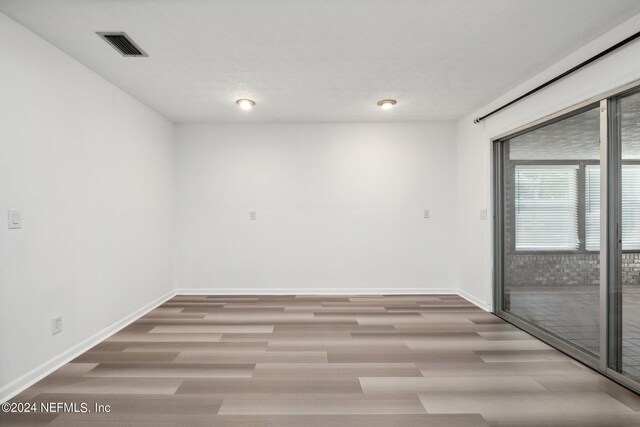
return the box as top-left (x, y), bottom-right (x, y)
top-left (0, 13), bottom-right (175, 399)
top-left (176, 123), bottom-right (457, 293)
top-left (456, 13), bottom-right (640, 310)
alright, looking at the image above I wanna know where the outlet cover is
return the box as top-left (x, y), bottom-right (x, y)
top-left (8, 210), bottom-right (21, 229)
top-left (52, 315), bottom-right (63, 335)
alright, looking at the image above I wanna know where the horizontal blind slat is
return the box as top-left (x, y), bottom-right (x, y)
top-left (515, 166), bottom-right (579, 251)
top-left (585, 164), bottom-right (640, 251)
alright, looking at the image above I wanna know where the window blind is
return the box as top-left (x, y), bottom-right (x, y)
top-left (515, 165), bottom-right (579, 251)
top-left (585, 164), bottom-right (640, 251)
top-left (622, 165), bottom-right (640, 250)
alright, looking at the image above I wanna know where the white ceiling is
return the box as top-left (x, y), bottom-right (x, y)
top-left (1, 0), bottom-right (640, 123)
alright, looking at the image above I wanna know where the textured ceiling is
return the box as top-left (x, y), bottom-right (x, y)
top-left (1, 0), bottom-right (640, 123)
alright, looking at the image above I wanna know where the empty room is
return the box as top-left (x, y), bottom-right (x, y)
top-left (3, 0), bottom-right (640, 426)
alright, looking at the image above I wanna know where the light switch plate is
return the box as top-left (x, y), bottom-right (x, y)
top-left (423, 209), bottom-right (430, 219)
top-left (249, 211), bottom-right (257, 221)
top-left (8, 209), bottom-right (21, 229)
top-left (480, 209), bottom-right (488, 220)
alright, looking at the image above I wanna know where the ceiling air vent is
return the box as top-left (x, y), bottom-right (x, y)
top-left (96, 32), bottom-right (148, 57)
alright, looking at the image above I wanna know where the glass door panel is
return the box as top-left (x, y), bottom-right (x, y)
top-left (501, 106), bottom-right (601, 357)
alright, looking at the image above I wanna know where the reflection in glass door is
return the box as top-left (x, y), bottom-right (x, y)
top-left (498, 106), bottom-right (601, 361)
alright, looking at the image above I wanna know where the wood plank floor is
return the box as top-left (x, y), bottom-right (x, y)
top-left (3, 294), bottom-right (640, 426)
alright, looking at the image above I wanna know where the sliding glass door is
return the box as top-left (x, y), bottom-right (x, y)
top-left (494, 84), bottom-right (640, 391)
top-left (498, 105), bottom-right (601, 362)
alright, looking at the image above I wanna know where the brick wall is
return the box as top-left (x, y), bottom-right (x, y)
top-left (505, 252), bottom-right (640, 287)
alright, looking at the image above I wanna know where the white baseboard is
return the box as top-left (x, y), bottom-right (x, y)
top-left (456, 288), bottom-right (492, 312)
top-left (176, 287), bottom-right (459, 295)
top-left (0, 289), bottom-right (176, 403)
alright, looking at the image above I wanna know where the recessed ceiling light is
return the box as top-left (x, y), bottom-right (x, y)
top-left (377, 99), bottom-right (397, 110)
top-left (236, 98), bottom-right (256, 111)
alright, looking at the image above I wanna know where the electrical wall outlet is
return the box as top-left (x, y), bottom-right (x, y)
top-left (52, 315), bottom-right (63, 335)
top-left (249, 211), bottom-right (257, 221)
top-left (8, 209), bottom-right (21, 229)
top-left (480, 209), bottom-right (488, 220)
top-left (423, 209), bottom-right (430, 219)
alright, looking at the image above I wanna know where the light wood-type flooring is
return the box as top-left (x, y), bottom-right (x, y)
top-left (3, 294), bottom-right (640, 426)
